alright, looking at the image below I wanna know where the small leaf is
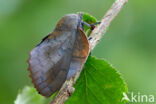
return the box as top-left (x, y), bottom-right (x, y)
top-left (66, 55), bottom-right (128, 104)
top-left (82, 12), bottom-right (98, 24)
top-left (14, 86), bottom-right (48, 104)
top-left (77, 12), bottom-right (98, 36)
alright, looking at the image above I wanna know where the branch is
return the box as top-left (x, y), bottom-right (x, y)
top-left (50, 0), bottom-right (128, 103)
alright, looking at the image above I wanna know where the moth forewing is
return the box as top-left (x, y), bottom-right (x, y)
top-left (28, 13), bottom-right (89, 97)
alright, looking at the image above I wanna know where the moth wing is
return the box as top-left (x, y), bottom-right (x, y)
top-left (67, 28), bottom-right (90, 78)
top-left (28, 30), bottom-right (76, 97)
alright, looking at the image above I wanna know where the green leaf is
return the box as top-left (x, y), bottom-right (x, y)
top-left (66, 55), bottom-right (128, 104)
top-left (14, 86), bottom-right (48, 104)
top-left (82, 12), bottom-right (98, 24)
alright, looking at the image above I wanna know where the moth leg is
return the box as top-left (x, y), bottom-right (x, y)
top-left (67, 86), bottom-right (75, 96)
top-left (82, 21), bottom-right (101, 30)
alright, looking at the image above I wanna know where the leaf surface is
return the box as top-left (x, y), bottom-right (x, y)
top-left (66, 55), bottom-right (128, 104)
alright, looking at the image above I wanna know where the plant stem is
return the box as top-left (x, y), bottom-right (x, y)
top-left (50, 0), bottom-right (128, 103)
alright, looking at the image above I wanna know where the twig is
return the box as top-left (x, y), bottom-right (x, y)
top-left (50, 0), bottom-right (128, 103)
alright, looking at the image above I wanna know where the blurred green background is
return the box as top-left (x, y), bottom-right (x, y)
top-left (0, 0), bottom-right (156, 103)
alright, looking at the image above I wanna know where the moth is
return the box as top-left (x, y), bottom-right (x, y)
top-left (28, 13), bottom-right (90, 97)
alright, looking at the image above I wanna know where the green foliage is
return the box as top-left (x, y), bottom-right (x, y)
top-left (66, 55), bottom-right (128, 104)
top-left (14, 86), bottom-right (47, 104)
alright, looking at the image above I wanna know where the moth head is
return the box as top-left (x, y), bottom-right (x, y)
top-left (56, 14), bottom-right (81, 31)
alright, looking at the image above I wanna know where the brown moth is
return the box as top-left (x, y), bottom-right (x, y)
top-left (27, 13), bottom-right (89, 97)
